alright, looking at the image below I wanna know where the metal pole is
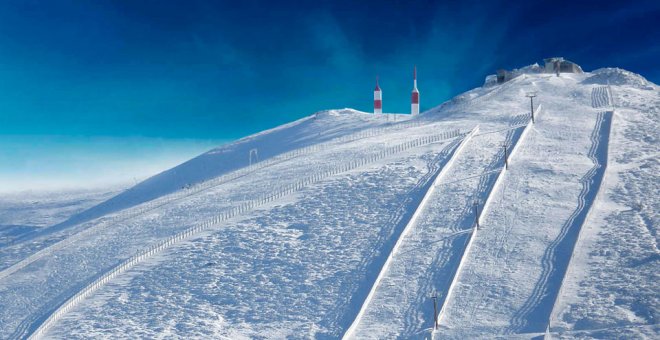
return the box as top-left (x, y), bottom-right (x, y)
top-left (249, 148), bottom-right (259, 166)
top-left (474, 202), bottom-right (480, 229)
top-left (503, 144), bottom-right (508, 170)
top-left (526, 93), bottom-right (537, 123)
top-left (431, 294), bottom-right (439, 330)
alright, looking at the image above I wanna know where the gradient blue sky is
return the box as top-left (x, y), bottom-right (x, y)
top-left (1, 0), bottom-right (658, 192)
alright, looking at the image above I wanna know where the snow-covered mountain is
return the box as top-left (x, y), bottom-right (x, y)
top-left (0, 64), bottom-right (657, 339)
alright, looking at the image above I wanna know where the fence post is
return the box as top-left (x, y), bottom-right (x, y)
top-left (474, 202), bottom-right (480, 229)
top-left (431, 293), bottom-right (439, 330)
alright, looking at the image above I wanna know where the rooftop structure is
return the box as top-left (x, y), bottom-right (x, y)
top-left (543, 57), bottom-right (584, 74)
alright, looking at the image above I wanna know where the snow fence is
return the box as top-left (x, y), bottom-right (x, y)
top-left (28, 127), bottom-right (465, 339)
top-left (0, 118), bottom-right (440, 282)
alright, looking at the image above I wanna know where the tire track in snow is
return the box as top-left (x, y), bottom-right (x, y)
top-left (591, 86), bottom-right (611, 108)
top-left (507, 109), bottom-right (612, 333)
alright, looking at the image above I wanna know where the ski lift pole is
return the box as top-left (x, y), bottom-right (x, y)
top-left (526, 92), bottom-right (537, 123)
top-left (503, 144), bottom-right (508, 170)
top-left (474, 202), bottom-right (480, 229)
top-left (430, 293), bottom-right (439, 330)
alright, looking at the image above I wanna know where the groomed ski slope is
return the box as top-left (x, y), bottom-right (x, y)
top-left (0, 66), bottom-right (657, 339)
top-left (433, 70), bottom-right (659, 339)
top-left (435, 77), bottom-right (613, 338)
top-left (549, 72), bottom-right (659, 339)
top-left (345, 116), bottom-right (531, 338)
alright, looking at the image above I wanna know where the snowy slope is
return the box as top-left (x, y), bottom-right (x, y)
top-left (0, 111), bottom-right (424, 275)
top-left (0, 65), bottom-right (657, 340)
top-left (0, 110), bottom-right (412, 269)
top-left (549, 71), bottom-right (659, 339)
top-left (433, 70), bottom-right (658, 339)
top-left (42, 141), bottom-right (461, 339)
top-left (0, 188), bottom-right (119, 247)
top-left (436, 77), bottom-right (611, 337)
top-left (1, 109), bottom-right (467, 339)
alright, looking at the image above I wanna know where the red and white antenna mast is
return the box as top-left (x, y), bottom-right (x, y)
top-left (374, 76), bottom-right (382, 114)
top-left (411, 66), bottom-right (420, 115)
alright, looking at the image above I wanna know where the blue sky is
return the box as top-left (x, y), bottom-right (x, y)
top-left (1, 0), bottom-right (658, 192)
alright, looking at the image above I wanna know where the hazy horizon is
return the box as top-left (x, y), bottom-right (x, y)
top-left (0, 135), bottom-right (227, 193)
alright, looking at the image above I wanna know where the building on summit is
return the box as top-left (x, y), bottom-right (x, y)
top-left (543, 57), bottom-right (583, 74)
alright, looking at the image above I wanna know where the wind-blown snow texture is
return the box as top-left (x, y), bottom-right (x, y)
top-left (0, 67), bottom-right (657, 339)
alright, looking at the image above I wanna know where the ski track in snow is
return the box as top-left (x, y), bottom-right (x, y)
top-left (43, 141), bottom-right (460, 339)
top-left (549, 82), bottom-right (659, 334)
top-left (346, 110), bottom-right (529, 338)
top-left (507, 108), bottom-right (612, 333)
top-left (20, 128), bottom-right (464, 339)
top-left (0, 117), bottom-right (439, 278)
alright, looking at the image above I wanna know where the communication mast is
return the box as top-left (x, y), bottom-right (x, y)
top-left (374, 76), bottom-right (382, 114)
top-left (411, 66), bottom-right (420, 115)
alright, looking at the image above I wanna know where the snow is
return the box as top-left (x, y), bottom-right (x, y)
top-left (435, 79), bottom-right (612, 337)
top-left (0, 64), bottom-right (657, 339)
top-left (44, 145), bottom-right (457, 339)
top-left (549, 77), bottom-right (659, 335)
top-left (346, 119), bottom-right (530, 338)
top-left (0, 188), bottom-right (119, 248)
top-left (583, 68), bottom-right (656, 90)
top-left (1, 109), bottom-right (467, 339)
